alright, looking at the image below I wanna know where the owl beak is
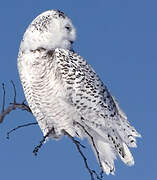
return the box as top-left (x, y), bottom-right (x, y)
top-left (70, 41), bottom-right (74, 52)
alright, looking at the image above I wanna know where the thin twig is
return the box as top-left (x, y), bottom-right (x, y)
top-left (33, 127), bottom-right (54, 156)
top-left (1, 83), bottom-right (5, 113)
top-left (76, 121), bottom-right (104, 179)
top-left (7, 122), bottom-right (37, 139)
top-left (22, 99), bottom-right (26, 104)
top-left (0, 103), bottom-right (32, 123)
top-left (74, 140), bottom-right (86, 149)
top-left (10, 80), bottom-right (16, 103)
top-left (63, 130), bottom-right (95, 180)
top-left (0, 82), bottom-right (32, 123)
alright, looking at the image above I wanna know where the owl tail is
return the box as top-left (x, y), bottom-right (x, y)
top-left (88, 137), bottom-right (116, 175)
top-left (75, 113), bottom-right (140, 175)
top-left (87, 130), bottom-right (135, 175)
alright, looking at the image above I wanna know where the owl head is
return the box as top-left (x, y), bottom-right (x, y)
top-left (20, 10), bottom-right (76, 52)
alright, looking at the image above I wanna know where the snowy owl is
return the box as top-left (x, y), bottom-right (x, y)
top-left (18, 10), bottom-right (141, 175)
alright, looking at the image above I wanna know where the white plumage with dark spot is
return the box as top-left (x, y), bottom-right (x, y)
top-left (17, 10), bottom-right (141, 175)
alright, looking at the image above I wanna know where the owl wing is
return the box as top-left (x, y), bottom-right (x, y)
top-left (54, 48), bottom-right (116, 119)
top-left (52, 48), bottom-right (140, 174)
top-left (54, 48), bottom-right (139, 136)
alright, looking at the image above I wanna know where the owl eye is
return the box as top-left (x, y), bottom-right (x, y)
top-left (65, 26), bottom-right (71, 31)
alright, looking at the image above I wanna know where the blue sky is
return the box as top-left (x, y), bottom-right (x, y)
top-left (0, 0), bottom-right (156, 179)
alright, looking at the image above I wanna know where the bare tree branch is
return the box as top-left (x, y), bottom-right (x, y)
top-left (7, 122), bottom-right (37, 139)
top-left (0, 82), bottom-right (32, 123)
top-left (63, 130), bottom-right (95, 180)
top-left (33, 127), bottom-right (55, 156)
top-left (63, 130), bottom-right (103, 180)
top-left (0, 82), bottom-right (104, 180)
top-left (76, 121), bottom-right (104, 179)
top-left (1, 83), bottom-right (5, 113)
top-left (11, 80), bottom-right (16, 104)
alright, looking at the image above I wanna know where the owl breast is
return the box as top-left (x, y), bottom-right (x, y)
top-left (18, 49), bottom-right (79, 138)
